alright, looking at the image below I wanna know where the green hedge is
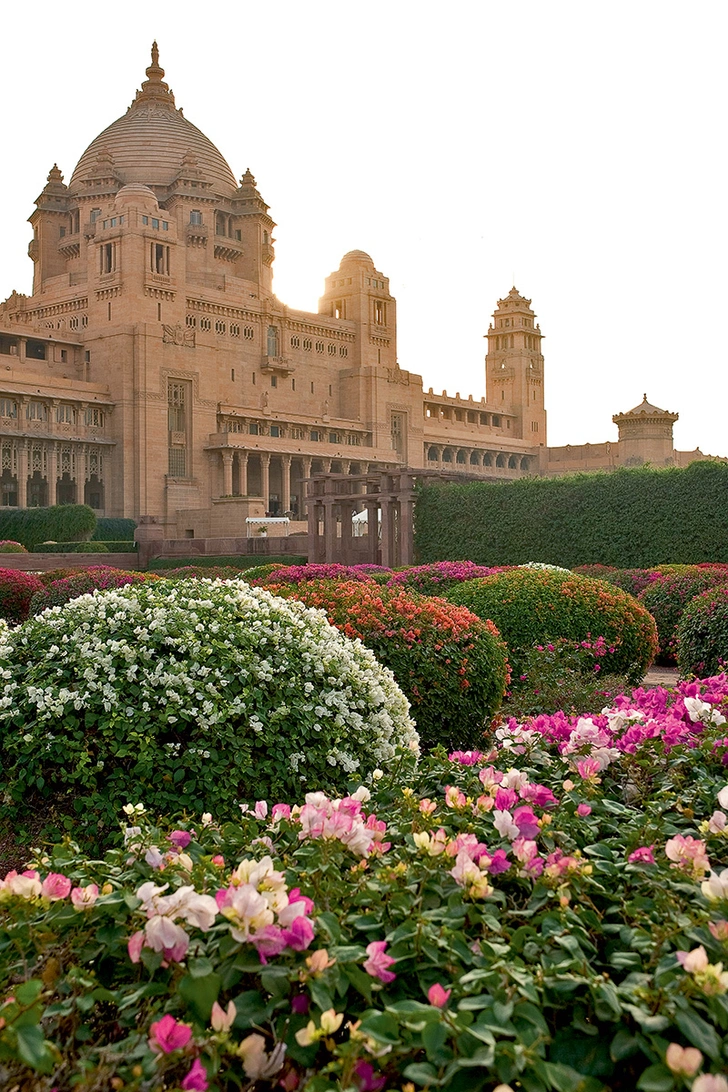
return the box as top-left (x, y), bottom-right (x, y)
top-left (0, 505), bottom-right (96, 551)
top-left (414, 461), bottom-right (728, 567)
top-left (676, 583), bottom-right (728, 677)
top-left (31, 542), bottom-right (109, 554)
top-left (91, 517), bottom-right (137, 541)
top-left (147, 554), bottom-right (307, 570)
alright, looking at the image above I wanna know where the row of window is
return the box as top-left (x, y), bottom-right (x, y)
top-left (492, 334), bottom-right (540, 350)
top-left (184, 315), bottom-right (349, 357)
top-left (221, 417), bottom-right (368, 446)
top-left (291, 335), bottom-right (348, 357)
top-left (68, 315), bottom-right (89, 331)
top-left (0, 399), bottom-right (104, 426)
top-left (497, 316), bottom-right (533, 328)
top-left (425, 405), bottom-right (506, 427)
top-left (426, 447), bottom-right (532, 470)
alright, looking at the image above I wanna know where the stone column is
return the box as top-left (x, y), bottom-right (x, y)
top-left (302, 457), bottom-right (313, 517)
top-left (261, 453), bottom-right (271, 511)
top-left (282, 454), bottom-right (292, 513)
top-left (324, 498), bottom-right (337, 562)
top-left (322, 458), bottom-right (332, 473)
top-left (365, 500), bottom-right (380, 564)
top-left (222, 451), bottom-right (234, 496)
top-left (380, 497), bottom-right (392, 568)
top-left (238, 451), bottom-right (248, 496)
top-left (341, 459), bottom-right (351, 475)
top-left (47, 444), bottom-right (58, 506)
top-left (400, 491), bottom-right (415, 566)
top-left (17, 441), bottom-right (28, 508)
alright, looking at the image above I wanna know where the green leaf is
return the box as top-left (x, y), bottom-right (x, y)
top-left (308, 979), bottom-right (333, 1013)
top-left (674, 1009), bottom-right (721, 1060)
top-left (15, 1025), bottom-right (55, 1074)
top-left (359, 1011), bottom-right (401, 1044)
top-left (636, 1064), bottom-right (675, 1092)
top-left (422, 1020), bottom-right (450, 1061)
top-left (179, 971), bottom-right (221, 1022)
top-left (317, 910), bottom-right (342, 943)
top-left (15, 980), bottom-right (43, 1007)
top-left (188, 956), bottom-right (215, 978)
top-left (610, 1029), bottom-right (639, 1062)
top-left (402, 1061), bottom-right (443, 1087)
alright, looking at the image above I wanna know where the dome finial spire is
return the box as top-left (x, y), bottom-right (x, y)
top-left (131, 41), bottom-right (176, 110)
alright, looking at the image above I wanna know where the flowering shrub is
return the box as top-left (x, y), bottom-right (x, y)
top-left (448, 568), bottom-right (658, 683)
top-left (0, 567), bottom-right (44, 623)
top-left (162, 565), bottom-right (251, 581)
top-left (262, 564), bottom-right (389, 585)
top-left (266, 579), bottom-right (509, 751)
top-left (28, 565), bottom-right (155, 616)
top-left (574, 565), bottom-right (665, 598)
top-left (2, 675), bottom-right (728, 1089)
top-left (677, 584), bottom-right (728, 678)
top-left (0, 539), bottom-right (27, 553)
top-left (0, 579), bottom-right (416, 849)
top-left (386, 561), bottom-right (505, 596)
top-left (505, 637), bottom-right (626, 717)
top-left (640, 569), bottom-right (728, 664)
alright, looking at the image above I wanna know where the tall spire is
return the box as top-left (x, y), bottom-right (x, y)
top-left (131, 42), bottom-right (176, 110)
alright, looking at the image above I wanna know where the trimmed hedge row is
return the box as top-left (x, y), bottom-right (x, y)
top-left (639, 568), bottom-right (728, 664)
top-left (30, 541), bottom-right (136, 553)
top-left (447, 568), bottom-right (658, 683)
top-left (0, 505), bottom-right (96, 550)
top-left (91, 517), bottom-right (137, 541)
top-left (147, 554), bottom-right (307, 570)
top-left (414, 461), bottom-right (728, 567)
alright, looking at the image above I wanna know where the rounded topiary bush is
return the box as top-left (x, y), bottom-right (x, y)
top-left (264, 563), bottom-right (388, 585)
top-left (0, 568), bottom-right (44, 624)
top-left (639, 567), bottom-right (728, 664)
top-left (447, 568), bottom-right (657, 683)
top-left (0, 579), bottom-right (417, 847)
top-left (676, 582), bottom-right (728, 677)
top-left (574, 565), bottom-right (663, 598)
top-left (266, 578), bottom-right (509, 750)
top-left (28, 566), bottom-right (153, 616)
top-left (0, 540), bottom-right (27, 553)
top-left (386, 560), bottom-right (504, 596)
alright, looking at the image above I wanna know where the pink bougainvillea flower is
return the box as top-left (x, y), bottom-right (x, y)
top-left (271, 803), bottom-right (292, 821)
top-left (211, 855), bottom-right (225, 867)
top-left (352, 1059), bottom-right (387, 1092)
top-left (363, 940), bottom-right (396, 984)
top-left (169, 830), bottom-right (193, 850)
top-left (181, 1058), bottom-right (209, 1091)
top-left (127, 930), bottom-right (145, 963)
top-left (709, 920), bottom-right (728, 941)
top-left (444, 785), bottom-right (467, 809)
top-left (427, 983), bottom-right (452, 1008)
top-left (693, 1076), bottom-right (728, 1092)
top-left (665, 834), bottom-right (710, 879)
top-left (70, 883), bottom-right (99, 909)
top-left (254, 800), bottom-right (269, 820)
top-left (577, 803), bottom-right (592, 817)
top-left (211, 1000), bottom-right (237, 1033)
top-left (676, 946), bottom-right (709, 973)
top-left (628, 845), bottom-right (655, 864)
top-left (40, 873), bottom-right (72, 900)
top-left (513, 806), bottom-right (540, 839)
top-left (576, 758), bottom-right (601, 783)
top-left (148, 1013), bottom-right (192, 1053)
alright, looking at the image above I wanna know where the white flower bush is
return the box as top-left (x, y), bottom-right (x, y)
top-left (0, 579), bottom-right (417, 845)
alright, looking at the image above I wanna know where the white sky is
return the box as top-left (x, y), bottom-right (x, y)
top-left (1, 0), bottom-right (726, 455)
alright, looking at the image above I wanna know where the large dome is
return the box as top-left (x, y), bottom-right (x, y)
top-left (69, 44), bottom-right (237, 198)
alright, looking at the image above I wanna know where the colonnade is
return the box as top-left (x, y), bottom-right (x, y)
top-left (214, 449), bottom-right (375, 517)
top-left (425, 444), bottom-right (535, 474)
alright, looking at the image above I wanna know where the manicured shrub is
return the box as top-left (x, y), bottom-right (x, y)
top-left (387, 560), bottom-right (504, 595)
top-left (504, 636), bottom-right (626, 717)
top-left (639, 568), bottom-right (728, 664)
top-left (573, 564), bottom-right (664, 598)
top-left (92, 517), bottom-right (137, 541)
top-left (0, 568), bottom-right (44, 623)
top-left (676, 582), bottom-right (728, 676)
top-left (0, 504), bottom-right (96, 550)
top-left (264, 563), bottom-right (388, 584)
top-left (28, 566), bottom-right (153, 615)
top-left (0, 579), bottom-right (417, 847)
top-left (2, 675), bottom-right (728, 1091)
top-left (161, 565), bottom-right (248, 581)
top-left (147, 554), bottom-right (307, 571)
top-left (267, 578), bottom-right (509, 750)
top-left (0, 540), bottom-right (27, 553)
top-left (448, 568), bottom-right (658, 683)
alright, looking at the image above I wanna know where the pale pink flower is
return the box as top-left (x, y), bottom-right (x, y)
top-left (363, 940), bottom-right (396, 984)
top-left (665, 1042), bottom-right (702, 1076)
top-left (148, 1013), bottom-right (192, 1053)
top-left (512, 838), bottom-right (539, 864)
top-left (237, 1033), bottom-right (287, 1079)
top-left (575, 758), bottom-right (601, 782)
top-left (702, 868), bottom-right (728, 901)
top-left (427, 983), bottom-right (451, 1008)
top-left (444, 785), bottom-right (467, 809)
top-left (41, 873), bottom-right (72, 900)
top-left (493, 810), bottom-right (520, 841)
top-left (693, 1076), bottom-right (728, 1092)
top-left (211, 1000), bottom-right (237, 1032)
top-left (419, 798), bottom-right (437, 815)
top-left (211, 855), bottom-right (225, 867)
top-left (718, 785), bottom-right (728, 809)
top-left (71, 883), bottom-right (99, 909)
top-left (707, 810), bottom-right (727, 834)
top-left (665, 835), bottom-right (710, 879)
top-left (145, 915), bottom-right (190, 960)
top-left (2, 870), bottom-right (42, 899)
top-left (478, 765), bottom-right (504, 791)
top-left (271, 803), bottom-right (292, 820)
top-left (473, 794), bottom-right (495, 814)
top-left (254, 800), bottom-right (269, 820)
top-left (677, 946), bottom-right (709, 973)
top-left (127, 930), bottom-right (145, 963)
top-left (709, 920), bottom-right (728, 941)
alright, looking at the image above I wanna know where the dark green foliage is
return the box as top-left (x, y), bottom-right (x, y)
top-left (639, 568), bottom-right (728, 664)
top-left (269, 578), bottom-right (510, 751)
top-left (503, 639), bottom-right (626, 718)
top-left (415, 461), bottom-right (728, 567)
top-left (676, 583), bottom-right (728, 677)
top-left (0, 505), bottom-right (96, 550)
top-left (147, 554), bottom-right (307, 570)
top-left (0, 569), bottom-right (44, 623)
top-left (0, 541), bottom-right (27, 553)
top-left (91, 517), bottom-right (137, 541)
top-left (447, 568), bottom-right (658, 683)
top-left (161, 566), bottom-right (250, 581)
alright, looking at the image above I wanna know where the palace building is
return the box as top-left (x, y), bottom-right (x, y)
top-left (0, 45), bottom-right (721, 536)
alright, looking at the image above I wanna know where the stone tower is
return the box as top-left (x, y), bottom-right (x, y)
top-left (485, 287), bottom-right (547, 443)
top-left (613, 395), bottom-right (679, 466)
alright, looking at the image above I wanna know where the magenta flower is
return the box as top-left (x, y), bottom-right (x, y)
top-left (513, 806), bottom-right (540, 840)
top-left (169, 830), bottom-right (192, 850)
top-left (181, 1058), bottom-right (209, 1091)
top-left (353, 1060), bottom-right (387, 1092)
top-left (628, 845), bottom-right (655, 864)
top-left (427, 983), bottom-right (452, 1008)
top-left (363, 940), bottom-right (397, 984)
top-left (576, 803), bottom-right (592, 817)
top-left (148, 1013), bottom-right (192, 1053)
top-left (41, 873), bottom-right (72, 900)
